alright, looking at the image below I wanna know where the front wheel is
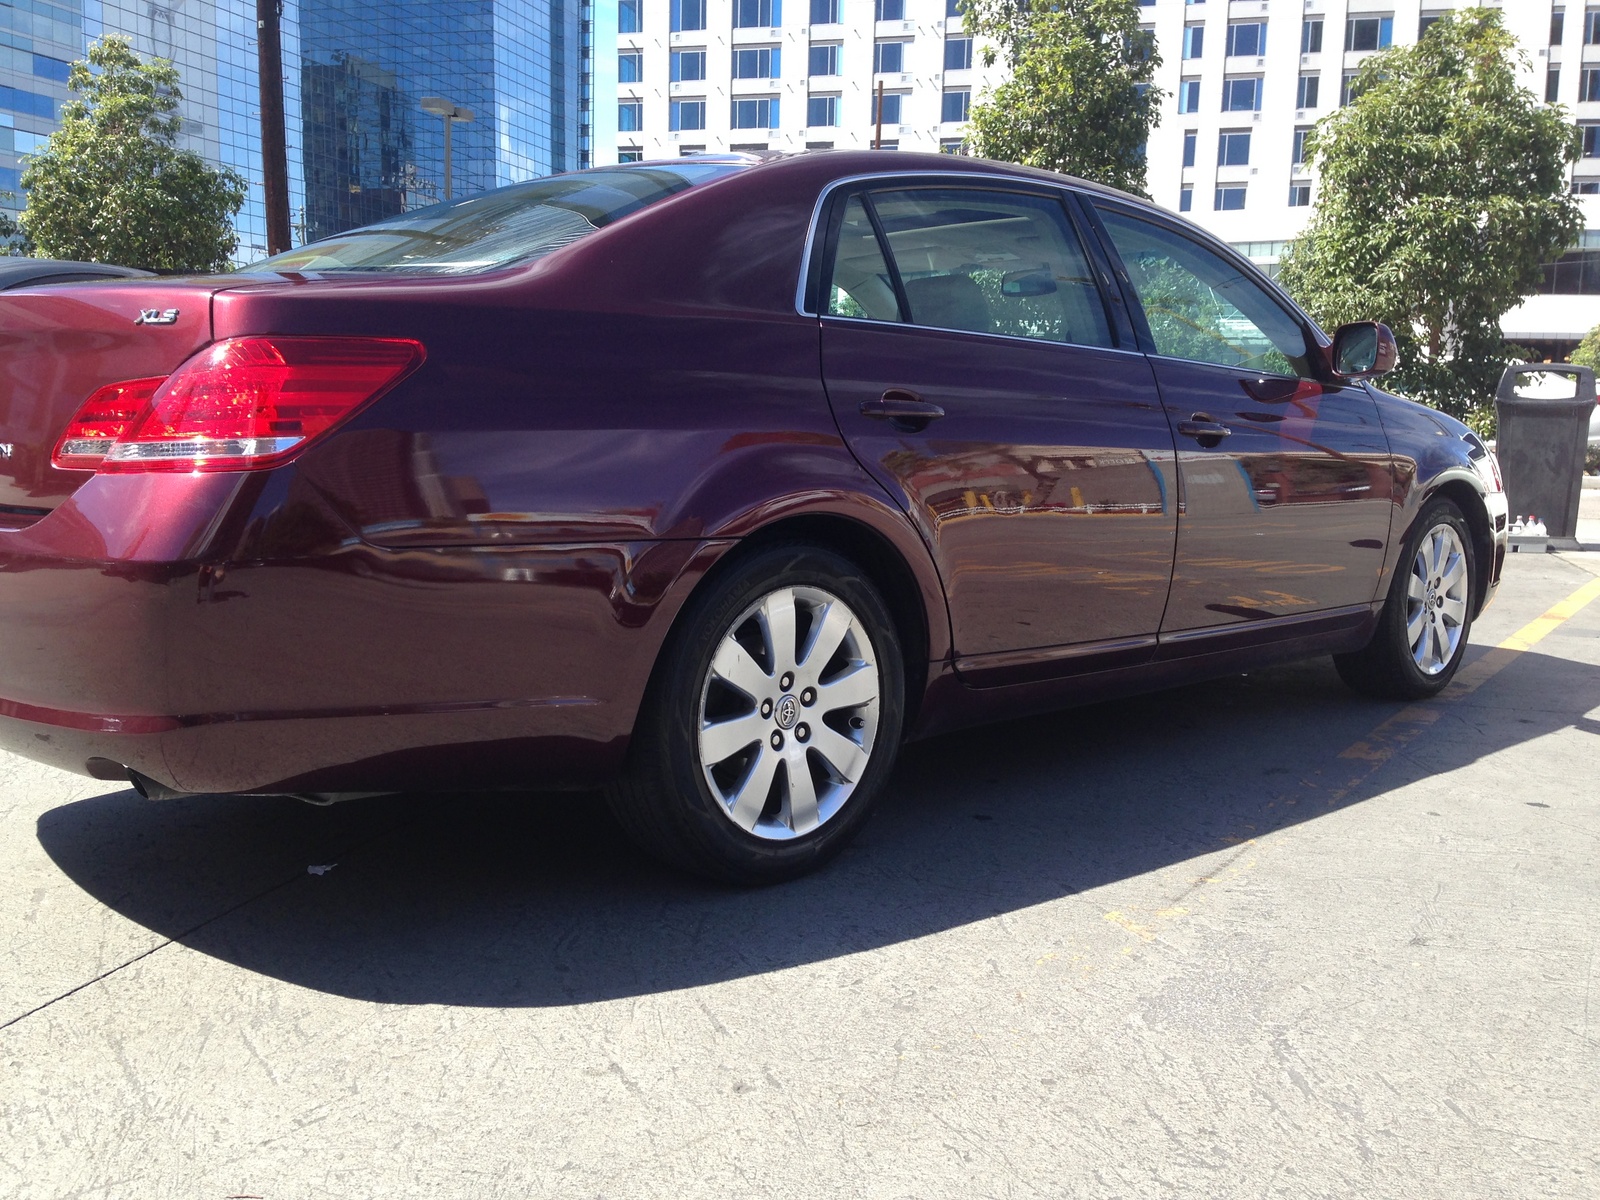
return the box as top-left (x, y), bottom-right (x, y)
top-left (608, 544), bottom-right (906, 884)
top-left (1334, 498), bottom-right (1475, 700)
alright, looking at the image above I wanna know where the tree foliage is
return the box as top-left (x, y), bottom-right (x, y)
top-left (1277, 9), bottom-right (1581, 422)
top-left (963, 0), bottom-right (1162, 196)
top-left (1570, 322), bottom-right (1600, 370)
top-left (0, 194), bottom-right (30, 255)
top-left (19, 36), bottom-right (245, 272)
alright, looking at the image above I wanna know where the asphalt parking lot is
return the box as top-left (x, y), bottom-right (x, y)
top-left (3, 548), bottom-right (1598, 1199)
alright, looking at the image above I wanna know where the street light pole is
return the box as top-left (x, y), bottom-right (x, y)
top-left (257, 0), bottom-right (291, 253)
top-left (419, 97), bottom-right (475, 201)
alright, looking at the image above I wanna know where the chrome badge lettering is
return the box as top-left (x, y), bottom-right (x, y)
top-left (135, 308), bottom-right (180, 326)
top-left (0, 444), bottom-right (12, 458)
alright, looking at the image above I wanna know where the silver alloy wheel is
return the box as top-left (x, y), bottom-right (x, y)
top-left (1406, 522), bottom-right (1470, 675)
top-left (696, 585), bottom-right (881, 840)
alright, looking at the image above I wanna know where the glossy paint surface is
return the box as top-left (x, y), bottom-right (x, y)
top-left (0, 152), bottom-right (1506, 795)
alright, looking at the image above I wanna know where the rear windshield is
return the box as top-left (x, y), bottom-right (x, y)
top-left (241, 163), bottom-right (744, 276)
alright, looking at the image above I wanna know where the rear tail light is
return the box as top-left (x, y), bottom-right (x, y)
top-left (52, 377), bottom-right (169, 470)
top-left (52, 336), bottom-right (425, 474)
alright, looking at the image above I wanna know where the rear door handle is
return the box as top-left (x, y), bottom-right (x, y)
top-left (1177, 415), bottom-right (1232, 448)
top-left (859, 390), bottom-right (946, 430)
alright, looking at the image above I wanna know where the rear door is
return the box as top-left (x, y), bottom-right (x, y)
top-left (815, 181), bottom-right (1177, 685)
top-left (1086, 201), bottom-right (1394, 637)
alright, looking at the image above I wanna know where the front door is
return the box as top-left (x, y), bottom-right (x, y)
top-left (816, 184), bottom-right (1178, 683)
top-left (1089, 202), bottom-right (1394, 635)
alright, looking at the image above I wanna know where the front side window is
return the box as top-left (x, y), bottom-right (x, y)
top-left (671, 49), bottom-right (707, 81)
top-left (1301, 18), bottom-right (1322, 53)
top-left (1095, 205), bottom-right (1314, 377)
top-left (733, 0), bottom-right (780, 28)
top-left (810, 43), bottom-right (841, 75)
top-left (836, 187), bottom-right (1114, 348)
top-left (620, 0), bottom-right (642, 32)
top-left (733, 46), bottom-right (781, 78)
top-left (1345, 16), bottom-right (1393, 52)
top-left (672, 0), bottom-right (706, 30)
top-left (945, 37), bottom-right (973, 70)
top-left (246, 164), bottom-right (742, 275)
top-left (671, 98), bottom-right (707, 130)
top-left (1226, 22), bottom-right (1265, 57)
top-left (811, 0), bottom-right (839, 21)
top-left (1218, 129), bottom-right (1250, 166)
top-left (875, 40), bottom-right (906, 73)
top-left (942, 88), bottom-right (970, 122)
top-left (1221, 77), bottom-right (1262, 111)
top-left (731, 96), bottom-right (779, 128)
top-left (619, 49), bottom-right (643, 82)
top-left (808, 94), bottom-right (840, 126)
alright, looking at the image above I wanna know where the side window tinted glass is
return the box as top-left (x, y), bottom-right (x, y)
top-left (867, 188), bottom-right (1114, 348)
top-left (826, 196), bottom-right (903, 321)
top-left (1094, 205), bottom-right (1313, 377)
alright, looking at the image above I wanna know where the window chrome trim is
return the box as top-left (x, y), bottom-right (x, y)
top-left (817, 312), bottom-right (1147, 359)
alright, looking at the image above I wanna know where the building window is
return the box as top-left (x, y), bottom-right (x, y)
top-left (672, 49), bottom-right (707, 81)
top-left (734, 0), bottom-right (780, 29)
top-left (1587, 11), bottom-right (1600, 45)
top-left (1221, 77), bottom-right (1262, 112)
top-left (1573, 178), bottom-right (1600, 194)
top-left (1345, 16), bottom-right (1392, 52)
top-left (948, 0), bottom-right (964, 15)
top-left (1342, 72), bottom-right (1365, 106)
top-left (808, 93), bottom-right (839, 126)
top-left (942, 87), bottom-right (970, 122)
top-left (1553, 9), bottom-right (1566, 45)
top-left (671, 0), bottom-right (706, 31)
top-left (875, 41), bottom-right (906, 73)
top-left (1551, 67), bottom-right (1565, 104)
top-left (810, 44), bottom-right (841, 75)
top-left (1178, 79), bottom-right (1201, 113)
top-left (945, 37), bottom-right (973, 70)
top-left (619, 49), bottom-right (643, 82)
top-left (1182, 25), bottom-right (1204, 59)
top-left (733, 47), bottom-right (781, 78)
top-left (732, 96), bottom-right (779, 127)
top-left (1583, 68), bottom-right (1600, 102)
top-left (1179, 186), bottom-right (1194, 212)
top-left (1582, 122), bottom-right (1600, 156)
top-left (1182, 130), bottom-right (1196, 167)
top-left (1226, 22), bottom-right (1265, 57)
top-left (940, 137), bottom-right (967, 153)
top-left (618, 100), bottom-right (643, 131)
top-left (1292, 126), bottom-right (1309, 165)
top-left (874, 91), bottom-right (903, 124)
top-left (1301, 19), bottom-right (1322, 54)
top-left (1419, 15), bottom-right (1440, 39)
top-left (1218, 129), bottom-right (1251, 166)
top-left (618, 148), bottom-right (644, 162)
top-left (1215, 185), bottom-right (1246, 211)
top-left (620, 0), bottom-right (642, 33)
top-left (670, 99), bottom-right (706, 130)
top-left (811, 0), bottom-right (839, 22)
top-left (1289, 183), bottom-right (1311, 207)
top-left (1298, 73), bottom-right (1319, 108)
top-left (875, 0), bottom-right (905, 20)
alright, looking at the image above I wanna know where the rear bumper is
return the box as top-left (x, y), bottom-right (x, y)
top-left (0, 473), bottom-right (724, 794)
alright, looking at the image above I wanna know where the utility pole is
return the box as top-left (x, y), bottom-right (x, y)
top-left (257, 0), bottom-right (291, 254)
top-left (874, 80), bottom-right (885, 151)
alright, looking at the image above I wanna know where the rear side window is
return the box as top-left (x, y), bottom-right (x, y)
top-left (1094, 204), bottom-right (1313, 377)
top-left (826, 186), bottom-right (1114, 349)
top-left (243, 164), bottom-right (744, 276)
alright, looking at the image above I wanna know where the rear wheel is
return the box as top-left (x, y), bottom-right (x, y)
top-left (609, 544), bottom-right (905, 884)
top-left (1334, 498), bottom-right (1475, 700)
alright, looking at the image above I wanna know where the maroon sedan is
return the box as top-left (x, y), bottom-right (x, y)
top-left (0, 152), bottom-right (1507, 882)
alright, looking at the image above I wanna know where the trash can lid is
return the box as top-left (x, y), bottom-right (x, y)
top-left (1496, 364), bottom-right (1596, 409)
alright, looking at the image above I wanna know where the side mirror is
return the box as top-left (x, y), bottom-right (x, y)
top-left (1001, 269), bottom-right (1058, 298)
top-left (1330, 321), bottom-right (1399, 379)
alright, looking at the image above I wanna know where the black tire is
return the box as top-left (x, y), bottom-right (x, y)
top-left (608, 543), bottom-right (906, 884)
top-left (1334, 497), bottom-right (1476, 701)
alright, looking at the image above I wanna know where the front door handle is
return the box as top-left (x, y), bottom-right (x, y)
top-left (1177, 414), bottom-right (1232, 449)
top-left (860, 390), bottom-right (946, 431)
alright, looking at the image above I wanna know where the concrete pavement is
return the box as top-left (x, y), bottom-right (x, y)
top-left (2, 552), bottom-right (1598, 1199)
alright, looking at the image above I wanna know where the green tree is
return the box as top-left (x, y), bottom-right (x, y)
top-left (1277, 9), bottom-right (1580, 423)
top-left (1570, 322), bottom-right (1600, 370)
top-left (0, 194), bottom-right (30, 255)
top-left (19, 36), bottom-right (245, 272)
top-left (963, 0), bottom-right (1162, 196)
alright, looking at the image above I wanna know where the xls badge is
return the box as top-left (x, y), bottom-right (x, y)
top-left (134, 308), bottom-right (180, 326)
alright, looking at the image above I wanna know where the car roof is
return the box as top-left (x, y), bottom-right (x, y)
top-left (0, 258), bottom-right (153, 289)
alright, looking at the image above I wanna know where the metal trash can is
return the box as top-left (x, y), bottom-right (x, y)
top-left (1493, 364), bottom-right (1595, 541)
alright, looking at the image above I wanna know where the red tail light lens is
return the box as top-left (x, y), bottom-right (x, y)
top-left (51, 377), bottom-right (168, 470)
top-left (82, 336), bottom-right (425, 474)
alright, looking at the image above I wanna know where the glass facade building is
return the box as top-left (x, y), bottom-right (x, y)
top-left (0, 0), bottom-right (609, 258)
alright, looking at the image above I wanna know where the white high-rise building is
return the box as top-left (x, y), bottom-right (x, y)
top-left (613, 0), bottom-right (1600, 352)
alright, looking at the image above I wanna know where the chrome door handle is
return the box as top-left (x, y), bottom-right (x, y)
top-left (860, 390), bottom-right (946, 430)
top-left (1177, 415), bottom-right (1232, 448)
